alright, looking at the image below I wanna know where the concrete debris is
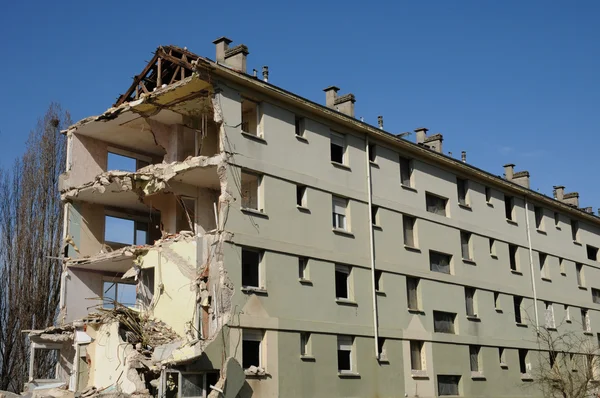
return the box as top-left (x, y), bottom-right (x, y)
top-left (26, 325), bottom-right (75, 342)
top-left (243, 366), bottom-right (266, 377)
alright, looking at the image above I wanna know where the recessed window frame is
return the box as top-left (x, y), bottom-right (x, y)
top-left (457, 177), bottom-right (469, 207)
top-left (403, 214), bottom-right (417, 248)
top-left (426, 192), bottom-right (448, 217)
top-left (433, 311), bottom-right (456, 334)
top-left (430, 251), bottom-right (452, 275)
top-left (399, 156), bottom-right (413, 187)
top-left (240, 170), bottom-right (263, 212)
top-left (332, 196), bottom-right (349, 231)
top-left (241, 247), bottom-right (263, 290)
top-left (296, 185), bottom-right (307, 208)
top-left (330, 131), bottom-right (346, 165)
top-left (337, 335), bottom-right (354, 374)
top-left (242, 329), bottom-right (264, 369)
top-left (407, 277), bottom-right (421, 311)
top-left (335, 264), bottom-right (351, 300)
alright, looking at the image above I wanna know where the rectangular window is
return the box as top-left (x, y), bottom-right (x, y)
top-left (457, 178), bottom-right (468, 206)
top-left (430, 251), bottom-right (452, 274)
top-left (437, 375), bottom-right (460, 396)
top-left (104, 215), bottom-right (149, 247)
top-left (509, 244), bottom-right (519, 271)
top-left (300, 332), bottom-right (311, 356)
top-left (514, 296), bottom-right (523, 324)
top-left (539, 252), bottom-right (548, 279)
top-left (576, 263), bottom-right (584, 287)
top-left (368, 144), bottom-right (377, 163)
top-left (410, 341), bottom-right (424, 371)
top-left (494, 292), bottom-right (501, 310)
top-left (407, 277), bottom-right (420, 310)
top-left (426, 193), bottom-right (447, 216)
top-left (241, 171), bottom-right (262, 211)
top-left (337, 336), bottom-right (353, 373)
top-left (565, 305), bottom-right (571, 322)
top-left (371, 206), bottom-right (380, 226)
top-left (489, 238), bottom-right (496, 256)
top-left (485, 187), bottom-right (492, 203)
top-left (102, 281), bottom-right (137, 309)
top-left (559, 258), bottom-right (565, 275)
top-left (545, 302), bottom-right (555, 329)
top-left (296, 185), bottom-right (307, 207)
top-left (593, 288), bottom-right (600, 304)
top-left (330, 132), bottom-right (346, 164)
top-left (377, 338), bottom-right (386, 359)
top-left (242, 329), bottom-right (263, 369)
top-left (294, 116), bottom-right (305, 138)
top-left (399, 156), bottom-right (412, 187)
top-left (433, 311), bottom-right (456, 334)
top-left (298, 257), bottom-right (309, 280)
top-left (505, 195), bottom-right (515, 221)
top-left (534, 206), bottom-right (544, 230)
top-left (107, 151), bottom-right (149, 172)
top-left (469, 346), bottom-right (481, 372)
top-left (465, 287), bottom-right (476, 317)
top-left (375, 270), bottom-right (382, 292)
top-left (403, 215), bottom-right (416, 247)
top-left (571, 219), bottom-right (579, 242)
top-left (582, 309), bottom-right (591, 332)
top-left (241, 99), bottom-right (261, 137)
top-left (519, 349), bottom-right (529, 374)
top-left (332, 196), bottom-right (348, 231)
top-left (460, 231), bottom-right (472, 261)
top-left (242, 248), bottom-right (262, 289)
top-left (335, 265), bottom-right (350, 300)
top-left (554, 212), bottom-right (560, 227)
top-left (587, 245), bottom-right (599, 261)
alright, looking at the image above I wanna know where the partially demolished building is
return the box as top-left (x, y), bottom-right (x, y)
top-left (23, 38), bottom-right (600, 398)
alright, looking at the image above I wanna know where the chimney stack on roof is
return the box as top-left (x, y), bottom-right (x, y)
top-left (503, 164), bottom-right (530, 188)
top-left (323, 86), bottom-right (356, 117)
top-left (461, 151), bottom-right (467, 163)
top-left (378, 116), bottom-right (384, 129)
top-left (213, 36), bottom-right (249, 73)
top-left (414, 127), bottom-right (443, 153)
top-left (262, 66), bottom-right (269, 82)
top-left (553, 185), bottom-right (579, 208)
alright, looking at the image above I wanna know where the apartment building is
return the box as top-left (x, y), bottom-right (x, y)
top-left (25, 38), bottom-right (600, 398)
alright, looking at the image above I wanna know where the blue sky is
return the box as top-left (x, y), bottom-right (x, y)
top-left (0, 1), bottom-right (598, 206)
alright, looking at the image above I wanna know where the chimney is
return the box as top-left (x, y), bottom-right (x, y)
top-left (224, 44), bottom-right (249, 73)
top-left (553, 185), bottom-right (565, 201)
top-left (563, 192), bottom-right (579, 208)
top-left (424, 133), bottom-right (443, 153)
top-left (461, 151), bottom-right (467, 163)
top-left (414, 127), bottom-right (428, 145)
top-left (324, 86), bottom-right (340, 108)
top-left (583, 207), bottom-right (593, 214)
top-left (262, 66), bottom-right (269, 82)
top-left (253, 69), bottom-right (257, 78)
top-left (504, 164), bottom-right (515, 180)
top-left (213, 37), bottom-right (232, 63)
top-left (334, 93), bottom-right (356, 117)
top-left (377, 116), bottom-right (384, 129)
top-left (512, 171), bottom-right (530, 189)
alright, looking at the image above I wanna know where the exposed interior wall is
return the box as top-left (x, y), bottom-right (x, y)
top-left (64, 268), bottom-right (104, 323)
top-left (66, 134), bottom-right (107, 190)
top-left (68, 202), bottom-right (105, 257)
top-left (85, 322), bottom-right (139, 394)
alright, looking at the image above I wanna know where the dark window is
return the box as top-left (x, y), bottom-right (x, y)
top-left (371, 206), bottom-right (379, 226)
top-left (337, 336), bottom-right (353, 372)
top-left (298, 257), bottom-right (308, 279)
top-left (438, 375), bottom-right (460, 396)
top-left (399, 156), bottom-right (412, 186)
top-left (469, 346), bottom-right (480, 372)
top-left (368, 144), bottom-right (377, 162)
top-left (330, 132), bottom-right (345, 164)
top-left (593, 289), bottom-right (600, 304)
top-left (426, 193), bottom-right (447, 216)
top-left (509, 244), bottom-right (518, 271)
top-left (514, 296), bottom-right (523, 323)
top-left (294, 116), bottom-right (305, 137)
top-left (296, 185), bottom-right (307, 207)
top-left (554, 212), bottom-right (560, 227)
top-left (403, 215), bottom-right (416, 247)
top-left (407, 277), bottom-right (420, 310)
top-left (375, 270), bottom-right (382, 292)
top-left (335, 265), bottom-right (349, 299)
top-left (242, 330), bottom-right (262, 369)
top-left (494, 292), bottom-right (500, 309)
top-left (241, 248), bottom-right (261, 288)
top-left (465, 287), bottom-right (476, 316)
top-left (505, 195), bottom-right (514, 220)
top-left (410, 341), bottom-right (423, 370)
top-left (433, 311), bottom-right (456, 334)
top-left (519, 349), bottom-right (528, 374)
top-left (485, 187), bottom-right (492, 203)
top-left (377, 338), bottom-right (386, 358)
top-left (489, 238), bottom-right (495, 256)
top-left (535, 206), bottom-right (543, 229)
top-left (587, 245), bottom-right (598, 261)
top-left (430, 251), bottom-right (452, 274)
top-left (576, 263), bottom-right (584, 286)
top-left (549, 351), bottom-right (557, 369)
top-left (460, 231), bottom-right (472, 260)
top-left (571, 219), bottom-right (579, 241)
top-left (457, 178), bottom-right (468, 206)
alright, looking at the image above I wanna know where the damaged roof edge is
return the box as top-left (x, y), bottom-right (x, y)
top-left (203, 58), bottom-right (599, 225)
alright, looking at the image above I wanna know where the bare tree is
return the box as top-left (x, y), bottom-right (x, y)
top-left (530, 318), bottom-right (600, 398)
top-left (0, 103), bottom-right (69, 392)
